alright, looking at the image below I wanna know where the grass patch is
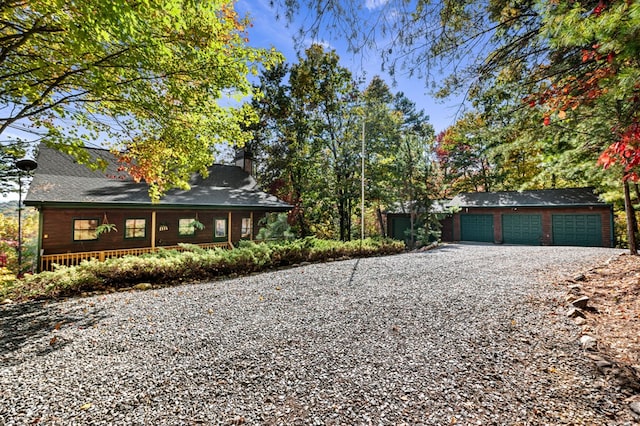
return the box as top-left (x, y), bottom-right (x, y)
top-left (1, 237), bottom-right (405, 302)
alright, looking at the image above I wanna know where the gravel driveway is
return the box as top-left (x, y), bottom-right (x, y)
top-left (0, 244), bottom-right (633, 425)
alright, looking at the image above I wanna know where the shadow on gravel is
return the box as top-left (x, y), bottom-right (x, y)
top-left (0, 301), bottom-right (108, 365)
top-left (348, 258), bottom-right (360, 285)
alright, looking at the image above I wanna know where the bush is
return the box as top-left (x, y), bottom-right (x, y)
top-left (5, 237), bottom-right (405, 301)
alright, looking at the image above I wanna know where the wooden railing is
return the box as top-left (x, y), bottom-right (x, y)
top-left (40, 242), bottom-right (233, 271)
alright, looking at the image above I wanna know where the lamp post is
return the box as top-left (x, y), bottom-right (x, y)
top-left (15, 158), bottom-right (37, 276)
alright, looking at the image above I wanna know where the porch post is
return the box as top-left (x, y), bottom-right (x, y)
top-left (228, 211), bottom-right (232, 246)
top-left (151, 211), bottom-right (157, 251)
top-left (250, 212), bottom-right (254, 240)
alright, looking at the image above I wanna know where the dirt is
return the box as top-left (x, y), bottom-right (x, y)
top-left (565, 252), bottom-right (640, 395)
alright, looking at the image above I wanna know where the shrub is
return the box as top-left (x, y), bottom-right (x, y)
top-left (5, 237), bottom-right (405, 301)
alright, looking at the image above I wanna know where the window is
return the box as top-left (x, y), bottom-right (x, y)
top-left (214, 218), bottom-right (227, 238)
top-left (73, 219), bottom-right (98, 241)
top-left (125, 219), bottom-right (146, 239)
top-left (241, 217), bottom-right (252, 238)
top-left (178, 218), bottom-right (196, 236)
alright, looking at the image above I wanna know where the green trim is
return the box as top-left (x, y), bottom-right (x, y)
top-left (213, 217), bottom-right (227, 241)
top-left (178, 218), bottom-right (197, 236)
top-left (124, 218), bottom-right (147, 240)
top-left (36, 210), bottom-right (43, 273)
top-left (72, 218), bottom-right (99, 242)
top-left (240, 217), bottom-right (252, 239)
top-left (453, 203), bottom-right (610, 209)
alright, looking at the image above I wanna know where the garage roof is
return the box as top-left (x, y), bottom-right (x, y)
top-left (448, 188), bottom-right (608, 208)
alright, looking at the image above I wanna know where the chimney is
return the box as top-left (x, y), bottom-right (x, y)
top-left (234, 149), bottom-right (254, 175)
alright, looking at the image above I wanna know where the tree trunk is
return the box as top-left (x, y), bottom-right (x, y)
top-left (337, 194), bottom-right (346, 241)
top-left (634, 183), bottom-right (640, 241)
top-left (624, 179), bottom-right (637, 254)
top-left (376, 205), bottom-right (386, 237)
top-left (409, 206), bottom-right (415, 249)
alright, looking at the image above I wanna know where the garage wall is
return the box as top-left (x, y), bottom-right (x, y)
top-left (450, 206), bottom-right (613, 247)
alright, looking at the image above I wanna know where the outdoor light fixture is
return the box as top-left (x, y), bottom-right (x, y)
top-left (15, 158), bottom-right (38, 276)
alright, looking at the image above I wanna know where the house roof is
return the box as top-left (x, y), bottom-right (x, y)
top-left (448, 187), bottom-right (608, 208)
top-left (24, 145), bottom-right (292, 211)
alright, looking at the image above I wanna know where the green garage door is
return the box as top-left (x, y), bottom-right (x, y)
top-left (390, 216), bottom-right (412, 244)
top-left (552, 214), bottom-right (602, 247)
top-left (502, 214), bottom-right (543, 245)
top-left (460, 214), bottom-right (494, 242)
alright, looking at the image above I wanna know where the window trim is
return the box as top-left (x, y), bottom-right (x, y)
top-left (73, 218), bottom-right (99, 241)
top-left (178, 218), bottom-right (197, 237)
top-left (124, 218), bottom-right (147, 240)
top-left (214, 218), bottom-right (227, 240)
top-left (241, 217), bottom-right (252, 239)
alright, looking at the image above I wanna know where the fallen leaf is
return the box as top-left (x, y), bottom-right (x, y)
top-left (49, 336), bottom-right (58, 346)
top-left (53, 322), bottom-right (61, 330)
top-left (80, 402), bottom-right (92, 410)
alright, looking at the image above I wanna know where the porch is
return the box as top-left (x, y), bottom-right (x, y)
top-left (40, 241), bottom-right (234, 271)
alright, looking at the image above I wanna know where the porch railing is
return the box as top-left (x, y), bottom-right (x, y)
top-left (40, 242), bottom-right (233, 272)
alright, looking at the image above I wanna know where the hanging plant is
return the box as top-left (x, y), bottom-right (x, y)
top-left (190, 220), bottom-right (205, 231)
top-left (190, 212), bottom-right (205, 231)
top-left (95, 213), bottom-right (117, 237)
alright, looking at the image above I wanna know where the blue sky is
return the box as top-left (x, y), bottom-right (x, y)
top-left (236, 0), bottom-right (465, 134)
top-left (1, 1), bottom-right (465, 153)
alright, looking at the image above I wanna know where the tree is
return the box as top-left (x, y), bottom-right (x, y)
top-left (1, 0), bottom-right (281, 199)
top-left (360, 76), bottom-right (404, 236)
top-left (251, 45), bottom-right (361, 241)
top-left (291, 45), bottom-right (362, 241)
top-left (0, 140), bottom-right (29, 196)
top-left (280, 0), bottom-right (640, 250)
top-left (248, 62), bottom-right (319, 237)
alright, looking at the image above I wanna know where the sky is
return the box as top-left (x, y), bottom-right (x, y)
top-left (2, 1), bottom-right (468, 168)
top-left (236, 0), bottom-right (465, 135)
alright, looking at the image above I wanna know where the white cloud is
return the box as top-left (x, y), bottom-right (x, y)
top-left (365, 0), bottom-right (389, 11)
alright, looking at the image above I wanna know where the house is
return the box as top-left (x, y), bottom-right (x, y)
top-left (443, 187), bottom-right (614, 247)
top-left (24, 145), bottom-right (291, 271)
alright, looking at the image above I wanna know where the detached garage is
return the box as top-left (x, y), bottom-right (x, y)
top-left (446, 188), bottom-right (614, 247)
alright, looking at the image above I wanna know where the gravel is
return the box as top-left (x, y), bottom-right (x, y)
top-left (1, 243), bottom-right (636, 425)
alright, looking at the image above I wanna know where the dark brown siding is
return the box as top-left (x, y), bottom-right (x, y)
top-left (39, 207), bottom-right (271, 254)
top-left (451, 206), bottom-right (613, 247)
top-left (41, 208), bottom-right (153, 254)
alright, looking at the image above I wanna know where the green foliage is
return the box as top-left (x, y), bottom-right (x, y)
top-left (256, 212), bottom-right (295, 241)
top-left (190, 220), bottom-right (206, 231)
top-left (95, 223), bottom-right (117, 237)
top-left (0, 209), bottom-right (38, 275)
top-left (5, 238), bottom-right (405, 301)
top-left (1, 0), bottom-right (283, 199)
top-left (252, 51), bottom-right (436, 242)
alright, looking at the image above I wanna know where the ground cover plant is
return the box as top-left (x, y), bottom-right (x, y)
top-left (0, 237), bottom-right (404, 301)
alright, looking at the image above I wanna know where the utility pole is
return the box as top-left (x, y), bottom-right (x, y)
top-left (361, 119), bottom-right (365, 241)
